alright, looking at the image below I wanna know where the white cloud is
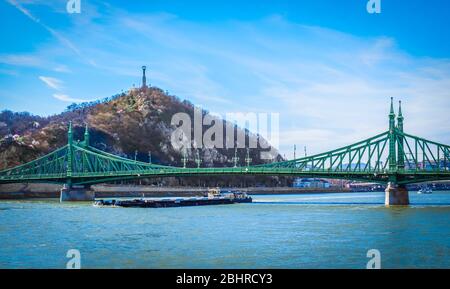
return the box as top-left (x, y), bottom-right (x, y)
top-left (7, 0), bottom-right (81, 56)
top-left (40, 77), bottom-right (91, 103)
top-left (0, 68), bottom-right (19, 76)
top-left (0, 54), bottom-right (72, 77)
top-left (39, 76), bottom-right (63, 90)
top-left (52, 93), bottom-right (88, 103)
top-left (53, 65), bottom-right (71, 73)
top-left (6, 0), bottom-right (101, 67)
top-left (0, 54), bottom-right (43, 67)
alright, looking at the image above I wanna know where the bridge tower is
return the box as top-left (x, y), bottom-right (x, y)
top-left (385, 98), bottom-right (409, 206)
top-left (60, 122), bottom-right (95, 202)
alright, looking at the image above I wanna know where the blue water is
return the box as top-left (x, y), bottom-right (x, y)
top-left (0, 191), bottom-right (449, 268)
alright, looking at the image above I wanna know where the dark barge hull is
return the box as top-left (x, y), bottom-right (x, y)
top-left (119, 198), bottom-right (234, 208)
top-left (95, 197), bottom-right (251, 208)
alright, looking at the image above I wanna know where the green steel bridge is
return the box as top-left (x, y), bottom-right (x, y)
top-left (0, 99), bottom-right (449, 204)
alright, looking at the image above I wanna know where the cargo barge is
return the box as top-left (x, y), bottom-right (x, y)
top-left (94, 188), bottom-right (252, 208)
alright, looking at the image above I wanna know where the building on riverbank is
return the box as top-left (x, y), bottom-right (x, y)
top-left (293, 178), bottom-right (330, 189)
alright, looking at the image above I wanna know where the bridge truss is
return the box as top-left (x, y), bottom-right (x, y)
top-left (0, 99), bottom-right (449, 186)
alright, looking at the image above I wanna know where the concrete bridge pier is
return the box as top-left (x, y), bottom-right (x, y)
top-left (60, 185), bottom-right (95, 202)
top-left (385, 182), bottom-right (409, 206)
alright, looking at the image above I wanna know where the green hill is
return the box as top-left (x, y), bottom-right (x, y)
top-left (0, 87), bottom-right (289, 187)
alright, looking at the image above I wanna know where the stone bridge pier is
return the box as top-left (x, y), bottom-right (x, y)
top-left (385, 182), bottom-right (409, 206)
top-left (60, 184), bottom-right (95, 202)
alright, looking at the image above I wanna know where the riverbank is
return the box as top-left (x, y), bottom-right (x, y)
top-left (0, 183), bottom-right (351, 199)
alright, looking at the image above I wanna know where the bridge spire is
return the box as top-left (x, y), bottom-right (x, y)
top-left (68, 121), bottom-right (73, 146)
top-left (66, 122), bottom-right (73, 188)
top-left (390, 96), bottom-right (395, 115)
top-left (83, 123), bottom-right (89, 147)
top-left (397, 100), bottom-right (405, 170)
top-left (388, 97), bottom-right (397, 173)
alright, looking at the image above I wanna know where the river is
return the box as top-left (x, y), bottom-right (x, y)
top-left (0, 191), bottom-right (449, 268)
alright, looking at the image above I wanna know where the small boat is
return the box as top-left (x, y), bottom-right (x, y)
top-left (230, 191), bottom-right (253, 203)
top-left (94, 199), bottom-right (119, 207)
top-left (207, 188), bottom-right (253, 203)
top-left (417, 187), bottom-right (432, 194)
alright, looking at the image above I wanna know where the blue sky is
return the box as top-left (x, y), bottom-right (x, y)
top-left (1, 0), bottom-right (450, 157)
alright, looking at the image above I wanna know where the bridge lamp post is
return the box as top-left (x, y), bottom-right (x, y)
top-left (195, 150), bottom-right (202, 168)
top-left (232, 148), bottom-right (239, 168)
top-left (245, 148), bottom-right (252, 167)
top-left (182, 149), bottom-right (187, 168)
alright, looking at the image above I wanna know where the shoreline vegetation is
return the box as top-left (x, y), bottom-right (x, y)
top-left (0, 183), bottom-right (352, 199)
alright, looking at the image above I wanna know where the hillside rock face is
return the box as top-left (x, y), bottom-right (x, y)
top-left (0, 87), bottom-right (286, 186)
